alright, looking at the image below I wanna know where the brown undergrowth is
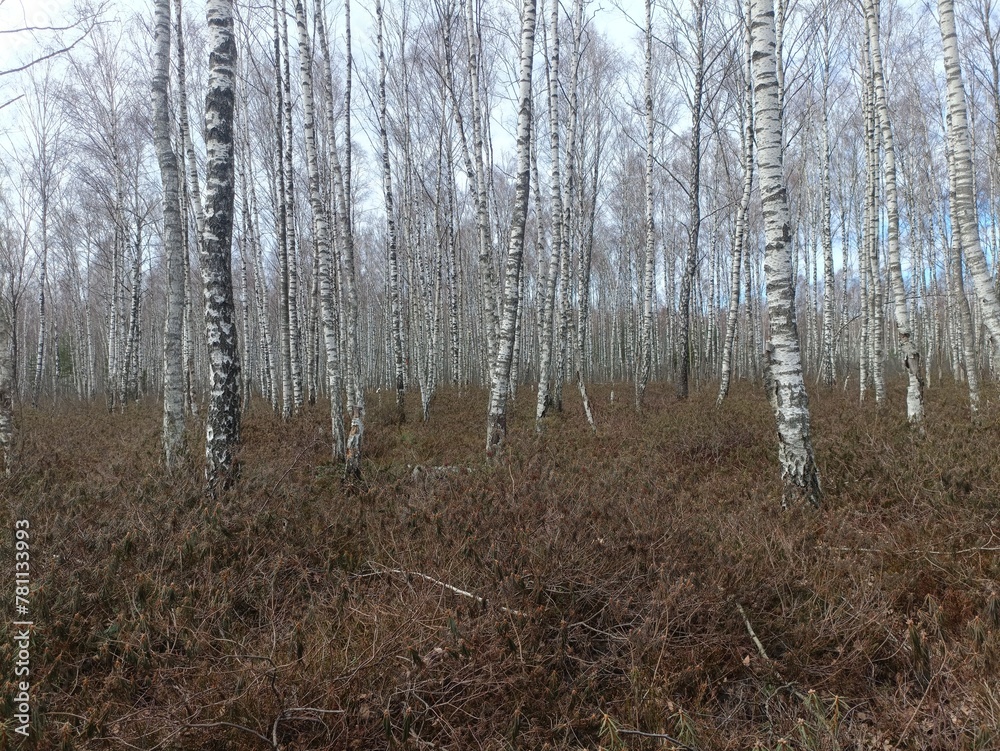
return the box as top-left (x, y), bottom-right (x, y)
top-left (2, 380), bottom-right (1000, 750)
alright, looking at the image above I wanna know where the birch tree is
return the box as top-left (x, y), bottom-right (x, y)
top-left (376, 0), bottom-right (406, 424)
top-left (938, 0), bottom-right (1000, 354)
top-left (486, 0), bottom-right (537, 457)
top-left (863, 0), bottom-right (924, 423)
top-left (0, 213), bottom-right (14, 472)
top-left (818, 0), bottom-right (835, 387)
top-left (293, 0), bottom-right (346, 460)
top-left (154, 0), bottom-right (186, 468)
top-left (718, 0), bottom-right (753, 405)
top-left (635, 0), bottom-right (655, 411)
top-left (943, 115), bottom-right (981, 413)
top-left (535, 0), bottom-right (564, 424)
top-left (675, 0), bottom-right (706, 402)
top-left (202, 0), bottom-right (240, 492)
top-left (466, 0), bottom-right (499, 372)
top-left (23, 68), bottom-right (64, 407)
top-left (313, 0), bottom-right (363, 476)
top-left (750, 0), bottom-right (821, 507)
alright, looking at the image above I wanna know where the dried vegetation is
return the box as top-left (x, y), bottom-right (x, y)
top-left (2, 380), bottom-right (1000, 750)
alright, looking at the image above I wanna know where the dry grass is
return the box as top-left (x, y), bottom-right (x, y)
top-left (2, 379), bottom-right (1000, 750)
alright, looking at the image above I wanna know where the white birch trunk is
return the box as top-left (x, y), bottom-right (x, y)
top-left (32, 198), bottom-right (47, 408)
top-left (202, 0), bottom-right (240, 492)
top-left (154, 0), bottom-right (186, 468)
top-left (863, 0), bottom-right (924, 423)
top-left (271, 0), bottom-right (295, 419)
top-left (486, 0), bottom-right (536, 456)
top-left (938, 0), bottom-right (1000, 353)
top-left (676, 0), bottom-right (705, 402)
top-left (313, 0), bottom-right (362, 474)
top-left (294, 0), bottom-right (346, 459)
top-left (718, 2), bottom-right (753, 406)
top-left (636, 0), bottom-right (655, 411)
top-left (535, 0), bottom-right (563, 425)
top-left (750, 0), bottom-right (821, 507)
top-left (818, 0), bottom-right (836, 387)
top-left (280, 0), bottom-right (304, 412)
top-left (945, 125), bottom-right (982, 413)
top-left (376, 0), bottom-right (406, 423)
top-left (465, 0), bottom-right (499, 371)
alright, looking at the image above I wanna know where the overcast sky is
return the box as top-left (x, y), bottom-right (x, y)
top-left (0, 0), bottom-right (648, 187)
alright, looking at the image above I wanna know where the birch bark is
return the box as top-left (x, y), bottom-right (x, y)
top-left (676, 0), bottom-right (705, 402)
top-left (718, 1), bottom-right (753, 405)
top-left (154, 0), bottom-right (186, 468)
top-left (945, 123), bottom-right (982, 413)
top-left (376, 0), bottom-right (406, 423)
top-left (938, 0), bottom-right (1000, 353)
top-left (0, 252), bottom-right (13, 474)
top-left (818, 0), bottom-right (836, 387)
top-left (271, 0), bottom-right (295, 418)
top-left (750, 0), bottom-right (821, 507)
top-left (465, 0), bottom-right (499, 371)
top-left (280, 0), bottom-right (304, 411)
top-left (314, 0), bottom-right (362, 474)
top-left (863, 0), bottom-right (924, 423)
top-left (535, 0), bottom-right (563, 425)
top-left (486, 0), bottom-right (536, 457)
top-left (202, 0), bottom-right (240, 492)
top-left (636, 0), bottom-right (655, 411)
top-left (294, 0), bottom-right (346, 459)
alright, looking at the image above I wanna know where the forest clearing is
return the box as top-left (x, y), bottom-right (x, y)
top-left (2, 381), bottom-right (1000, 749)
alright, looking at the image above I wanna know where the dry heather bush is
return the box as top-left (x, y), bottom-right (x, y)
top-left (1, 380), bottom-right (1000, 750)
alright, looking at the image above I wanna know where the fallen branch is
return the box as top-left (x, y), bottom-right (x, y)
top-left (409, 464), bottom-right (472, 478)
top-left (735, 601), bottom-right (770, 661)
top-left (367, 563), bottom-right (528, 618)
top-left (825, 544), bottom-right (1000, 556)
top-left (186, 721), bottom-right (275, 749)
top-left (272, 707), bottom-right (345, 747)
top-left (617, 727), bottom-right (698, 750)
top-left (735, 600), bottom-right (809, 704)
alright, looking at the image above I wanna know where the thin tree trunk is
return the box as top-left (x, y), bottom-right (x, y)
top-left (202, 0), bottom-right (240, 492)
top-left (280, 0), bottom-right (304, 412)
top-left (376, 0), bottom-right (405, 424)
top-left (271, 0), bottom-right (295, 419)
top-left (719, 2), bottom-right (753, 405)
top-left (938, 0), bottom-right (1000, 353)
top-left (535, 0), bottom-right (563, 425)
top-left (636, 0), bottom-right (655, 411)
top-left (465, 0), bottom-right (499, 372)
top-left (314, 0), bottom-right (361, 474)
top-left (677, 0), bottom-right (705, 401)
top-left (0, 260), bottom-right (14, 473)
top-left (486, 0), bottom-right (536, 457)
top-left (945, 121), bottom-right (982, 413)
top-left (750, 0), bottom-right (821, 507)
top-left (863, 0), bottom-right (924, 423)
top-left (818, 0), bottom-right (836, 387)
top-left (32, 199), bottom-right (47, 408)
top-left (294, 0), bottom-right (346, 458)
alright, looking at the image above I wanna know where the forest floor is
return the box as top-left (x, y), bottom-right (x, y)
top-left (2, 379), bottom-right (1000, 750)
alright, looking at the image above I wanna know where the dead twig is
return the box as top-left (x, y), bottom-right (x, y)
top-left (617, 726), bottom-right (699, 750)
top-left (735, 600), bottom-right (809, 704)
top-left (186, 721), bottom-right (275, 749)
top-left (366, 563), bottom-right (528, 617)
